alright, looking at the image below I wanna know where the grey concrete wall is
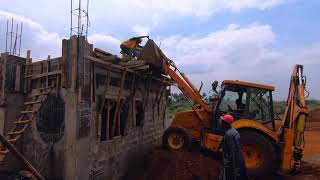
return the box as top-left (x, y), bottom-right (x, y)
top-left (21, 89), bottom-right (65, 179)
top-left (62, 89), bottom-right (91, 180)
top-left (0, 36), bottom-right (169, 180)
top-left (69, 36), bottom-right (169, 180)
top-left (0, 93), bottom-right (25, 173)
top-left (0, 54), bottom-right (26, 172)
top-left (88, 81), bottom-right (168, 180)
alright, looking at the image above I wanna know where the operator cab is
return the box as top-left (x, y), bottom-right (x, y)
top-left (213, 80), bottom-right (276, 131)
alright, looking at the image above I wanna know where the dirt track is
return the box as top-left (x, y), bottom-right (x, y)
top-left (308, 109), bottom-right (320, 122)
top-left (127, 109), bottom-right (320, 180)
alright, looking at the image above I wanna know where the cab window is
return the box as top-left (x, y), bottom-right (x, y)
top-left (214, 85), bottom-right (275, 130)
top-left (247, 88), bottom-right (274, 130)
top-left (217, 86), bottom-right (247, 119)
top-left (219, 91), bottom-right (239, 112)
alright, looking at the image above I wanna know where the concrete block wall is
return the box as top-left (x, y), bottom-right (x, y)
top-left (0, 54), bottom-right (26, 172)
top-left (0, 36), bottom-right (170, 180)
top-left (62, 36), bottom-right (170, 180)
top-left (89, 86), bottom-right (168, 180)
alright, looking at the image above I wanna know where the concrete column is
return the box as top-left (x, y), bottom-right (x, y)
top-left (0, 53), bottom-right (7, 134)
top-left (63, 36), bottom-right (92, 180)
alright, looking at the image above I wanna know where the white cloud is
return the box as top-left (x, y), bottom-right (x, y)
top-left (0, 10), bottom-right (123, 58)
top-left (87, 33), bottom-right (121, 55)
top-left (104, 0), bottom-right (292, 17)
top-left (132, 25), bottom-right (151, 36)
top-left (0, 1), bottom-right (293, 40)
top-left (87, 0), bottom-right (292, 36)
top-left (224, 0), bottom-right (294, 11)
top-left (157, 24), bottom-right (319, 100)
top-left (1, 0), bottom-right (290, 35)
top-left (88, 33), bottom-right (120, 46)
top-left (159, 24), bottom-right (275, 66)
top-left (0, 10), bottom-right (62, 60)
top-left (1, 2), bottom-right (318, 100)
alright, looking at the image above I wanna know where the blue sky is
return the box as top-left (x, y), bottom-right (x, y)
top-left (0, 0), bottom-right (319, 100)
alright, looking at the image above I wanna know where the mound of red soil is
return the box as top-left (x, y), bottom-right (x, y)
top-left (126, 148), bottom-right (222, 180)
top-left (308, 109), bottom-right (320, 122)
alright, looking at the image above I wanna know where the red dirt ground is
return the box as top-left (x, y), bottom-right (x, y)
top-left (308, 108), bottom-right (320, 122)
top-left (128, 109), bottom-right (320, 180)
top-left (126, 149), bottom-right (222, 180)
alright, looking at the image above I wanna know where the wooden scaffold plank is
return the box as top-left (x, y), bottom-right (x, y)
top-left (111, 69), bottom-right (127, 137)
top-left (0, 135), bottom-right (45, 180)
top-left (24, 50), bottom-right (31, 93)
top-left (61, 39), bottom-right (68, 87)
top-left (15, 65), bottom-right (22, 92)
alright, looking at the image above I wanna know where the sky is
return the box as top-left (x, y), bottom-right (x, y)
top-left (0, 0), bottom-right (319, 100)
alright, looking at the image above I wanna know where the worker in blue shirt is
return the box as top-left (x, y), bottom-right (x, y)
top-left (219, 114), bottom-right (248, 180)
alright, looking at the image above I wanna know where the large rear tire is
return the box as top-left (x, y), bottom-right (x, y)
top-left (162, 127), bottom-right (190, 151)
top-left (240, 131), bottom-right (277, 176)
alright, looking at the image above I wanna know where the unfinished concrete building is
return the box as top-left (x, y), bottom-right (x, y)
top-left (0, 36), bottom-right (171, 179)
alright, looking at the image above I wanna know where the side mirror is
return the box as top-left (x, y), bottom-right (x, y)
top-left (212, 81), bottom-right (218, 93)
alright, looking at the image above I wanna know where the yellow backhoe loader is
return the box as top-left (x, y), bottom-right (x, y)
top-left (141, 39), bottom-right (309, 176)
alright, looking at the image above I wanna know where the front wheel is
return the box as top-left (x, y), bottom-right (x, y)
top-left (240, 131), bottom-right (277, 176)
top-left (162, 127), bottom-right (190, 151)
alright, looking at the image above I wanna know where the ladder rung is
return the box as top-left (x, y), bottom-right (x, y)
top-left (34, 92), bottom-right (50, 96)
top-left (14, 120), bottom-right (32, 124)
top-left (27, 70), bottom-right (62, 79)
top-left (0, 150), bottom-right (9, 155)
top-left (36, 85), bottom-right (55, 91)
top-left (7, 130), bottom-right (23, 135)
top-left (24, 101), bottom-right (42, 105)
top-left (7, 138), bottom-right (18, 143)
top-left (20, 111), bottom-right (35, 114)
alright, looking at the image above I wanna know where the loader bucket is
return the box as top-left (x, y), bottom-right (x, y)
top-left (140, 39), bottom-right (166, 72)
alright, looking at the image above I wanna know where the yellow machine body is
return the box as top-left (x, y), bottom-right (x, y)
top-left (141, 40), bottom-right (309, 176)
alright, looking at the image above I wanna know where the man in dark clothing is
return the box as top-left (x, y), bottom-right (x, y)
top-left (220, 114), bottom-right (248, 180)
top-left (235, 98), bottom-right (245, 116)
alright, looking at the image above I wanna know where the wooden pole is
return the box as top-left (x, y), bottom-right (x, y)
top-left (71, 37), bottom-right (78, 92)
top-left (46, 56), bottom-right (50, 87)
top-left (61, 39), bottom-right (68, 87)
top-left (111, 70), bottom-right (126, 136)
top-left (106, 101), bottom-right (110, 140)
top-left (15, 65), bottom-right (21, 92)
top-left (142, 77), bottom-right (150, 125)
top-left (0, 135), bottom-right (45, 180)
top-left (157, 85), bottom-right (166, 116)
top-left (24, 50), bottom-right (31, 93)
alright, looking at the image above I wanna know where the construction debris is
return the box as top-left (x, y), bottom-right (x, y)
top-left (93, 48), bottom-right (120, 62)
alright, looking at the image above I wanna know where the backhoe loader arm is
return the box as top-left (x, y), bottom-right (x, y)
top-left (282, 64), bottom-right (309, 131)
top-left (280, 64), bottom-right (309, 173)
top-left (141, 39), bottom-right (211, 115)
top-left (163, 59), bottom-right (211, 113)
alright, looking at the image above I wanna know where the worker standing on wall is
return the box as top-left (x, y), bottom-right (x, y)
top-left (219, 114), bottom-right (248, 180)
top-left (120, 36), bottom-right (149, 59)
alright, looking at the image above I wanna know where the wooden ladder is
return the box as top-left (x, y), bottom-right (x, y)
top-left (0, 85), bottom-right (55, 163)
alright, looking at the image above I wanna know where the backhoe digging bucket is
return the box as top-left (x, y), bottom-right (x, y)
top-left (140, 39), bottom-right (166, 72)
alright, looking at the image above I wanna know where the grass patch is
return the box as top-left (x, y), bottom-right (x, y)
top-left (168, 97), bottom-right (320, 119)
